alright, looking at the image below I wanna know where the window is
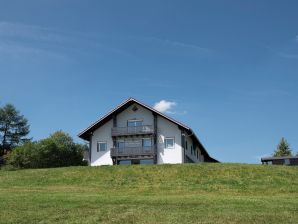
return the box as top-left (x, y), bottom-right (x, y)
top-left (117, 141), bottom-right (125, 153)
top-left (197, 150), bottom-right (199, 159)
top-left (165, 138), bottom-right (175, 149)
top-left (185, 141), bottom-right (188, 150)
top-left (191, 145), bottom-right (193, 155)
top-left (127, 119), bottom-right (143, 127)
top-left (142, 138), bottom-right (152, 147)
top-left (117, 141), bottom-right (125, 148)
top-left (97, 142), bottom-right (107, 152)
top-left (140, 159), bottom-right (154, 165)
top-left (125, 140), bottom-right (139, 147)
top-left (118, 160), bottom-right (131, 165)
top-left (284, 159), bottom-right (290, 165)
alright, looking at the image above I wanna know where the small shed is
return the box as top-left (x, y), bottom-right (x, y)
top-left (261, 156), bottom-right (298, 166)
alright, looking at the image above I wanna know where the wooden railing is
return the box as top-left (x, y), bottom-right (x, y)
top-left (110, 146), bottom-right (155, 157)
top-left (111, 125), bottom-right (154, 136)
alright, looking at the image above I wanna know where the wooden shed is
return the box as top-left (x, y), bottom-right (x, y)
top-left (261, 156), bottom-right (298, 166)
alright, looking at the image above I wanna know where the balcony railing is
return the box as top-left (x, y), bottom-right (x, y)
top-left (111, 146), bottom-right (155, 157)
top-left (111, 125), bottom-right (154, 136)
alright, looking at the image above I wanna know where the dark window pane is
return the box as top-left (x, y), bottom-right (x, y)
top-left (142, 138), bottom-right (152, 147)
top-left (118, 160), bottom-right (131, 165)
top-left (140, 159), bottom-right (154, 164)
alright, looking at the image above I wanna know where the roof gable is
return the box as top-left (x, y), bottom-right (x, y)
top-left (78, 97), bottom-right (190, 140)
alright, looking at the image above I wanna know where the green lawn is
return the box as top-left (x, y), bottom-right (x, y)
top-left (0, 163), bottom-right (298, 223)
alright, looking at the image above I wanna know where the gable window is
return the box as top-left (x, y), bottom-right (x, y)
top-left (127, 119), bottom-right (143, 127)
top-left (165, 137), bottom-right (175, 149)
top-left (97, 142), bottom-right (107, 152)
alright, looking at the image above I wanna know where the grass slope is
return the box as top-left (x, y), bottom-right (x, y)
top-left (0, 163), bottom-right (298, 224)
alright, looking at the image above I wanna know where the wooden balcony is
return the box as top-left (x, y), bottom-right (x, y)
top-left (111, 146), bottom-right (155, 157)
top-left (111, 125), bottom-right (154, 137)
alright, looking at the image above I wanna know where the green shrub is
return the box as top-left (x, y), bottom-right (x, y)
top-left (8, 131), bottom-right (86, 169)
top-left (0, 164), bottom-right (18, 171)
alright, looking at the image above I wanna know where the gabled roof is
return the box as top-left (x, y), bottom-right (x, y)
top-left (78, 97), bottom-right (218, 162)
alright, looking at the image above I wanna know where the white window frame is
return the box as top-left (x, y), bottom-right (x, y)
top-left (127, 119), bottom-right (143, 127)
top-left (165, 137), bottom-right (175, 149)
top-left (97, 141), bottom-right (107, 152)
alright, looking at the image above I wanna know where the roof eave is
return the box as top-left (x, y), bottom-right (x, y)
top-left (78, 97), bottom-right (191, 140)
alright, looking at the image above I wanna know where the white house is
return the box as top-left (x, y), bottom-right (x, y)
top-left (78, 98), bottom-right (217, 166)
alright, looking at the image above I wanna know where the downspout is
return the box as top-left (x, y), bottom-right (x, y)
top-left (89, 132), bottom-right (93, 166)
top-left (153, 113), bottom-right (158, 164)
top-left (112, 114), bottom-right (117, 165)
top-left (181, 130), bottom-right (186, 163)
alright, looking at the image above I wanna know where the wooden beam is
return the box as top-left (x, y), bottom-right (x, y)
top-left (153, 113), bottom-right (158, 164)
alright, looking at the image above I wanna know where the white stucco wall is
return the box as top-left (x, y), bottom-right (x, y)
top-left (89, 103), bottom-right (190, 166)
top-left (91, 119), bottom-right (113, 166)
top-left (184, 135), bottom-right (203, 163)
top-left (157, 116), bottom-right (183, 164)
top-left (116, 103), bottom-right (154, 127)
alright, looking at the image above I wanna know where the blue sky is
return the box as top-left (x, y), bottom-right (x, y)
top-left (0, 0), bottom-right (298, 163)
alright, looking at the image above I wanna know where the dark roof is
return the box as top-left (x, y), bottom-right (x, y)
top-left (261, 156), bottom-right (298, 161)
top-left (78, 97), bottom-right (218, 162)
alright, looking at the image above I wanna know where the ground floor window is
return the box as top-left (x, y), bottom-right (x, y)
top-left (117, 159), bottom-right (154, 165)
top-left (140, 159), bottom-right (154, 164)
top-left (97, 142), bottom-right (107, 152)
top-left (165, 137), bottom-right (175, 149)
top-left (118, 160), bottom-right (131, 165)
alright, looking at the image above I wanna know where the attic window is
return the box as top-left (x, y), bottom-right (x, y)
top-left (132, 105), bottom-right (138, 112)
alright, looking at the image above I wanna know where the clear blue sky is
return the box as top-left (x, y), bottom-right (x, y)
top-left (0, 0), bottom-right (297, 163)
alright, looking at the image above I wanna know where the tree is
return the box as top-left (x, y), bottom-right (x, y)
top-left (273, 137), bottom-right (292, 157)
top-left (0, 104), bottom-right (30, 156)
top-left (8, 131), bottom-right (86, 168)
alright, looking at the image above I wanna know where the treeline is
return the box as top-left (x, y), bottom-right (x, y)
top-left (0, 104), bottom-right (87, 169)
top-left (9, 131), bottom-right (87, 168)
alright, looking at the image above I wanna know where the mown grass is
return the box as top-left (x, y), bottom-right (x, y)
top-left (0, 163), bottom-right (297, 223)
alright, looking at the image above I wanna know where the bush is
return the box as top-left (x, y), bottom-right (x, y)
top-left (8, 131), bottom-right (86, 169)
top-left (0, 164), bottom-right (17, 171)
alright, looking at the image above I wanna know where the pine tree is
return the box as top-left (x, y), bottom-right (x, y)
top-left (0, 104), bottom-right (30, 156)
top-left (273, 137), bottom-right (292, 157)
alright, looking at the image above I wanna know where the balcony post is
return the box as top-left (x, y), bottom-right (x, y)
top-left (153, 113), bottom-right (158, 164)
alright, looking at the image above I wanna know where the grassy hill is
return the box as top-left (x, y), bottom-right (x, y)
top-left (0, 163), bottom-right (297, 224)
